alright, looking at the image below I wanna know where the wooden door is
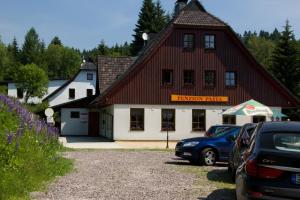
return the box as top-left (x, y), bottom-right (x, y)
top-left (88, 112), bottom-right (99, 137)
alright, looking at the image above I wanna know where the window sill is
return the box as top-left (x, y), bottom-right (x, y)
top-left (130, 129), bottom-right (145, 132)
top-left (161, 129), bottom-right (176, 132)
top-left (183, 48), bottom-right (195, 52)
top-left (225, 86), bottom-right (237, 89)
top-left (204, 86), bottom-right (215, 89)
top-left (204, 48), bottom-right (216, 52)
top-left (191, 130), bottom-right (206, 132)
top-left (183, 84), bottom-right (194, 88)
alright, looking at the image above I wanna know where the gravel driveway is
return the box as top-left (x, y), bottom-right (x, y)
top-left (32, 150), bottom-right (234, 200)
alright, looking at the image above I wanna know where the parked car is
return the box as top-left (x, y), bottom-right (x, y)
top-left (236, 122), bottom-right (300, 200)
top-left (228, 123), bottom-right (257, 181)
top-left (205, 124), bottom-right (239, 137)
top-left (175, 126), bottom-right (241, 165)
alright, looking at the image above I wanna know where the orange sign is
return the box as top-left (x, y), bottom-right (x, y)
top-left (171, 95), bottom-right (229, 103)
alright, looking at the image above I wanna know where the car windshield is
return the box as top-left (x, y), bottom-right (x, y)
top-left (210, 127), bottom-right (237, 138)
top-left (274, 134), bottom-right (300, 152)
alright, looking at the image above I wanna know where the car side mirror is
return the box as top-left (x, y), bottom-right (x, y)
top-left (226, 135), bottom-right (236, 142)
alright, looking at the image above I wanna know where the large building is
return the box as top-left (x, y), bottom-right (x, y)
top-left (54, 0), bottom-right (299, 140)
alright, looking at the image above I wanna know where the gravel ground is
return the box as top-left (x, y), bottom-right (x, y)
top-left (32, 150), bottom-right (234, 200)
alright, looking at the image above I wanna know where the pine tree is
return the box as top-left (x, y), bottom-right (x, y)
top-left (131, 0), bottom-right (155, 55)
top-left (97, 40), bottom-right (110, 56)
top-left (50, 36), bottom-right (62, 46)
top-left (271, 21), bottom-right (300, 95)
top-left (21, 27), bottom-right (43, 65)
top-left (153, 0), bottom-right (167, 33)
top-left (7, 37), bottom-right (19, 61)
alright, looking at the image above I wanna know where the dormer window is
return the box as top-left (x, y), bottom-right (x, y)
top-left (205, 34), bottom-right (216, 49)
top-left (183, 34), bottom-right (195, 49)
top-left (69, 88), bottom-right (75, 99)
top-left (87, 73), bottom-right (93, 80)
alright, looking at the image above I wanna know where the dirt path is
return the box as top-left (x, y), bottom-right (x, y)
top-left (32, 150), bottom-right (234, 200)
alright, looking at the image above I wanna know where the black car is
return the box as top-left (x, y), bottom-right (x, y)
top-left (205, 124), bottom-right (239, 137)
top-left (175, 126), bottom-right (241, 165)
top-left (228, 123), bottom-right (257, 181)
top-left (236, 122), bottom-right (300, 200)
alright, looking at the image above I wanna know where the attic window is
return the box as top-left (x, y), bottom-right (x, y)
top-left (69, 88), bottom-right (75, 99)
top-left (205, 34), bottom-right (216, 49)
top-left (184, 34), bottom-right (195, 49)
top-left (87, 73), bottom-right (93, 80)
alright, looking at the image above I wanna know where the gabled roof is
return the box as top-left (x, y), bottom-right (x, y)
top-left (51, 96), bottom-right (96, 111)
top-left (80, 62), bottom-right (97, 70)
top-left (98, 56), bottom-right (135, 93)
top-left (91, 0), bottom-right (300, 107)
top-left (43, 62), bottom-right (96, 101)
top-left (174, 0), bottom-right (226, 27)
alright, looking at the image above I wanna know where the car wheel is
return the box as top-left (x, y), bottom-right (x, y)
top-left (201, 148), bottom-right (216, 166)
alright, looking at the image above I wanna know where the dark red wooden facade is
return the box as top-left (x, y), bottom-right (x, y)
top-left (94, 1), bottom-right (299, 108)
top-left (96, 25), bottom-right (299, 108)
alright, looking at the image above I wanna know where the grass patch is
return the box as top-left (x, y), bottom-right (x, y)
top-left (0, 96), bottom-right (73, 200)
top-left (174, 163), bottom-right (235, 199)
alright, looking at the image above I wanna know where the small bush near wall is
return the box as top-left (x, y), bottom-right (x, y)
top-left (0, 85), bottom-right (7, 95)
top-left (0, 95), bottom-right (73, 200)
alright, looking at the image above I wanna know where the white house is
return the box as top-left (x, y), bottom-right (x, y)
top-left (7, 79), bottom-right (67, 104)
top-left (43, 61), bottom-right (97, 107)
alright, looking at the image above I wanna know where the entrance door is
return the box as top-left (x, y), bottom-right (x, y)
top-left (88, 112), bottom-right (99, 137)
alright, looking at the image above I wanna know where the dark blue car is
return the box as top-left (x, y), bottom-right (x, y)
top-left (175, 126), bottom-right (241, 165)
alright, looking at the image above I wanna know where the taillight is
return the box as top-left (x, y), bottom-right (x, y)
top-left (246, 159), bottom-right (283, 179)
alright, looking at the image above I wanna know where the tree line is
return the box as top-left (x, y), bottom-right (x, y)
top-left (1, 0), bottom-right (300, 119)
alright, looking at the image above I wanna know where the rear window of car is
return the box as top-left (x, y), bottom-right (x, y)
top-left (274, 134), bottom-right (300, 152)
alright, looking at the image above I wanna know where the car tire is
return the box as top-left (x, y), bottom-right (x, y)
top-left (201, 148), bottom-right (217, 166)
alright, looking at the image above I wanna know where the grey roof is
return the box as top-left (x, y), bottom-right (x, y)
top-left (80, 62), bottom-right (97, 70)
top-left (97, 56), bottom-right (135, 93)
top-left (174, 0), bottom-right (227, 27)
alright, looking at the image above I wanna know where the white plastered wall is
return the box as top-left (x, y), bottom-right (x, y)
top-left (48, 70), bottom-right (96, 107)
top-left (61, 108), bottom-right (89, 135)
top-left (111, 104), bottom-right (280, 141)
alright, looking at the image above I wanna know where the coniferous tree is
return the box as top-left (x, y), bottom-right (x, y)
top-left (50, 36), bottom-right (62, 46)
top-left (153, 0), bottom-right (167, 33)
top-left (271, 21), bottom-right (300, 95)
top-left (21, 28), bottom-right (43, 65)
top-left (7, 37), bottom-right (19, 62)
top-left (131, 0), bottom-right (156, 55)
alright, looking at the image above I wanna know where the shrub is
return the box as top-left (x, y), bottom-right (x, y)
top-left (0, 95), bottom-right (72, 199)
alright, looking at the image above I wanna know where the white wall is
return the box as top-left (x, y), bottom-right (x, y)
top-left (112, 104), bottom-right (280, 141)
top-left (61, 108), bottom-right (89, 135)
top-left (48, 70), bottom-right (96, 107)
top-left (7, 80), bottom-right (67, 104)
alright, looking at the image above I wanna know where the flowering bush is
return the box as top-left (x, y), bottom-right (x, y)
top-left (0, 95), bottom-right (72, 199)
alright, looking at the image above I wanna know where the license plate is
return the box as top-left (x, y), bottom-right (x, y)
top-left (292, 174), bottom-right (300, 185)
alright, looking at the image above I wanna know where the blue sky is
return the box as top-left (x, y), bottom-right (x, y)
top-left (0, 0), bottom-right (300, 50)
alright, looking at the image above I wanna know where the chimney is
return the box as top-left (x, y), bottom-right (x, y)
top-left (175, 0), bottom-right (188, 16)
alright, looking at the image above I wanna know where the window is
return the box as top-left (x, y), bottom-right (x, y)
top-left (225, 71), bottom-right (237, 87)
top-left (184, 70), bottom-right (194, 86)
top-left (223, 115), bottom-right (236, 125)
top-left (87, 73), bottom-right (93, 80)
top-left (86, 89), bottom-right (93, 97)
top-left (17, 88), bottom-right (23, 99)
top-left (205, 70), bottom-right (216, 87)
top-left (273, 134), bottom-right (300, 152)
top-left (130, 108), bottom-right (144, 131)
top-left (161, 109), bottom-right (175, 131)
top-left (253, 116), bottom-right (266, 123)
top-left (183, 34), bottom-right (195, 49)
top-left (69, 88), bottom-right (75, 99)
top-left (205, 34), bottom-right (216, 49)
top-left (70, 111), bottom-right (80, 118)
top-left (162, 70), bottom-right (173, 86)
top-left (192, 110), bottom-right (206, 131)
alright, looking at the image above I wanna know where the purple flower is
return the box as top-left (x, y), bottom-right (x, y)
top-left (6, 133), bottom-right (14, 144)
